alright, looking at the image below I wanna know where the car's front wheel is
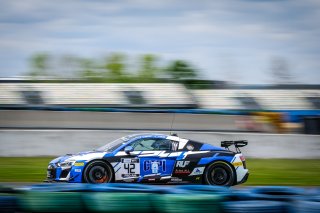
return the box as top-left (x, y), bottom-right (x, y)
top-left (204, 161), bottom-right (235, 186)
top-left (83, 160), bottom-right (114, 183)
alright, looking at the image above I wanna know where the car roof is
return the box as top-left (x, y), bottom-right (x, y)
top-left (125, 133), bottom-right (167, 139)
top-left (123, 133), bottom-right (187, 142)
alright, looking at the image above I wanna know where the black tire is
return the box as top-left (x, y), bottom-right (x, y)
top-left (204, 161), bottom-right (235, 186)
top-left (83, 160), bottom-right (114, 184)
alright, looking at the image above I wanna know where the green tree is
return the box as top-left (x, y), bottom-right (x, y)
top-left (104, 53), bottom-right (126, 78)
top-left (29, 53), bottom-right (50, 76)
top-left (138, 54), bottom-right (158, 79)
top-left (166, 60), bottom-right (197, 80)
top-left (78, 58), bottom-right (102, 80)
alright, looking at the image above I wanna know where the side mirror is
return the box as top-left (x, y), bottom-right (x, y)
top-left (124, 146), bottom-right (134, 155)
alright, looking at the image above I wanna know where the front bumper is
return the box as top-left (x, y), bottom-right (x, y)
top-left (47, 163), bottom-right (83, 183)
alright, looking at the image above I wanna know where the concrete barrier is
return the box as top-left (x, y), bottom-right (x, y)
top-left (0, 130), bottom-right (319, 158)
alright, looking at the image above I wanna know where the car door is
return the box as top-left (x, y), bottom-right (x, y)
top-left (130, 137), bottom-right (179, 182)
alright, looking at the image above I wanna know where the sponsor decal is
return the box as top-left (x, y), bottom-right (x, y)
top-left (170, 177), bottom-right (183, 182)
top-left (74, 162), bottom-right (85, 166)
top-left (122, 174), bottom-right (139, 178)
top-left (189, 167), bottom-right (205, 176)
top-left (172, 142), bottom-right (179, 151)
top-left (174, 169), bottom-right (191, 174)
top-left (143, 160), bottom-right (166, 174)
top-left (123, 178), bottom-right (135, 182)
top-left (152, 162), bottom-right (158, 173)
top-left (122, 158), bottom-right (139, 163)
top-left (74, 169), bottom-right (81, 172)
top-left (186, 144), bottom-right (194, 151)
top-left (176, 161), bottom-right (190, 168)
top-left (232, 162), bottom-right (243, 167)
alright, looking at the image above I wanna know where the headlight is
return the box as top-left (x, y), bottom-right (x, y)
top-left (58, 160), bottom-right (76, 168)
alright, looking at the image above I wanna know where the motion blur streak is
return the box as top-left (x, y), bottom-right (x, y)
top-left (1, 183), bottom-right (319, 213)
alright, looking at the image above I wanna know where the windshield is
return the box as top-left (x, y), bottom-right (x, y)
top-left (95, 138), bottom-right (126, 152)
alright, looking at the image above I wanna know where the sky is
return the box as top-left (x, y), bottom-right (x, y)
top-left (0, 0), bottom-right (319, 84)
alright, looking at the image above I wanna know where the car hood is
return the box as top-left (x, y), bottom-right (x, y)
top-left (49, 150), bottom-right (108, 164)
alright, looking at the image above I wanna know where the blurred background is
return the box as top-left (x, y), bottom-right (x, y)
top-left (0, 0), bottom-right (319, 187)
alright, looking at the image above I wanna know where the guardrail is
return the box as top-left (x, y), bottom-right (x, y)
top-left (1, 184), bottom-right (319, 213)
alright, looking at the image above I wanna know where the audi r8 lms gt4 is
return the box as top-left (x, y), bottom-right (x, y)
top-left (46, 133), bottom-right (249, 186)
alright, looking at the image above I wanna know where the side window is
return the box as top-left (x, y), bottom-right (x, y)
top-left (131, 138), bottom-right (173, 151)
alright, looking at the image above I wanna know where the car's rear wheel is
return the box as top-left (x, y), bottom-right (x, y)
top-left (204, 161), bottom-right (235, 186)
top-left (83, 160), bottom-right (114, 184)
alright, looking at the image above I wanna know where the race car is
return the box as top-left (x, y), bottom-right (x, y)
top-left (46, 133), bottom-right (249, 186)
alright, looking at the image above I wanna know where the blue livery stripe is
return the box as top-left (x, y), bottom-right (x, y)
top-left (176, 152), bottom-right (186, 160)
top-left (198, 155), bottom-right (233, 165)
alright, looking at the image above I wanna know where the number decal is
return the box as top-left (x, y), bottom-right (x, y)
top-left (120, 158), bottom-right (140, 179)
top-left (124, 163), bottom-right (135, 174)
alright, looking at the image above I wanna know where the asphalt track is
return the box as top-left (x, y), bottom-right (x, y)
top-left (1, 129), bottom-right (319, 158)
top-left (0, 110), bottom-right (246, 132)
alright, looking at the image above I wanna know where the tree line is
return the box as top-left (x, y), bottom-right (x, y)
top-left (28, 52), bottom-right (199, 83)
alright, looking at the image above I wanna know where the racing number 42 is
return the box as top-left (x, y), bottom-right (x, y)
top-left (124, 163), bottom-right (135, 174)
top-left (121, 158), bottom-right (140, 176)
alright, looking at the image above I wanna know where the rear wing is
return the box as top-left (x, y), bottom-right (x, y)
top-left (221, 140), bottom-right (248, 153)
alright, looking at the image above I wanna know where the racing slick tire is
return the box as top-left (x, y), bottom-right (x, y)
top-left (83, 160), bottom-right (114, 184)
top-left (204, 161), bottom-right (235, 186)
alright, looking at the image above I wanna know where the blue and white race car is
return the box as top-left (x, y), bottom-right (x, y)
top-left (46, 133), bottom-right (249, 186)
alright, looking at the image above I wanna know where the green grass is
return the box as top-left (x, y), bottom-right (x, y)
top-left (0, 157), bottom-right (52, 182)
top-left (0, 157), bottom-right (319, 186)
top-left (243, 159), bottom-right (320, 186)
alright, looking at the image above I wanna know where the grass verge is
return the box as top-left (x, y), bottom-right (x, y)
top-left (243, 158), bottom-right (320, 186)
